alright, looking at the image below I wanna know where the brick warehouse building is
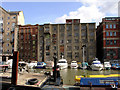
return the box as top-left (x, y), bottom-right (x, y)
top-left (18, 24), bottom-right (39, 62)
top-left (97, 17), bottom-right (120, 62)
top-left (17, 19), bottom-right (96, 63)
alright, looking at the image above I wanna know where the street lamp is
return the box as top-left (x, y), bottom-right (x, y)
top-left (82, 45), bottom-right (86, 69)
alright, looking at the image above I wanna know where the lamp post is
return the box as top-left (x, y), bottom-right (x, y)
top-left (82, 45), bottom-right (86, 69)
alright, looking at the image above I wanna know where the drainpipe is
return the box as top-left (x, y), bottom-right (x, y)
top-left (11, 51), bottom-right (19, 85)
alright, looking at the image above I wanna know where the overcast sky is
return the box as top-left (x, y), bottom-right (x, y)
top-left (1, 0), bottom-right (119, 26)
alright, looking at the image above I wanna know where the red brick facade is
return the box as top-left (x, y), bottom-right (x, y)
top-left (18, 24), bottom-right (39, 62)
top-left (97, 17), bottom-right (120, 62)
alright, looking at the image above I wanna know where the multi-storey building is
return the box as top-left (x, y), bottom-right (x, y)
top-left (0, 6), bottom-right (24, 61)
top-left (40, 19), bottom-right (96, 64)
top-left (18, 24), bottom-right (39, 62)
top-left (17, 19), bottom-right (96, 63)
top-left (97, 17), bottom-right (120, 62)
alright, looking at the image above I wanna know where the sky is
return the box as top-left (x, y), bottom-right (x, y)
top-left (1, 0), bottom-right (120, 26)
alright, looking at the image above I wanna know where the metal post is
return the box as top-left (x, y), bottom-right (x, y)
top-left (11, 51), bottom-right (19, 85)
top-left (82, 45), bottom-right (86, 69)
top-left (83, 46), bottom-right (85, 67)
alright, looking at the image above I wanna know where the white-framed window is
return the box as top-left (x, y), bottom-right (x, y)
top-left (114, 40), bottom-right (117, 45)
top-left (110, 24), bottom-right (112, 29)
top-left (110, 32), bottom-right (112, 36)
top-left (106, 32), bottom-right (109, 36)
top-left (113, 24), bottom-right (116, 29)
top-left (12, 16), bottom-right (16, 19)
top-left (106, 24), bottom-right (108, 29)
top-left (12, 23), bottom-right (15, 27)
top-left (113, 32), bottom-right (116, 36)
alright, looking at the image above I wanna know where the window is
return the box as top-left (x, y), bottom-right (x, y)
top-left (67, 40), bottom-right (71, 43)
top-left (33, 41), bottom-right (35, 44)
top-left (12, 28), bottom-right (15, 31)
top-left (60, 40), bottom-right (64, 44)
top-left (46, 45), bottom-right (50, 50)
top-left (113, 32), bottom-right (116, 36)
top-left (46, 52), bottom-right (50, 56)
top-left (0, 22), bottom-right (3, 26)
top-left (74, 25), bottom-right (79, 30)
top-left (67, 46), bottom-right (72, 50)
top-left (12, 34), bottom-right (14, 38)
top-left (21, 35), bottom-right (23, 39)
top-left (106, 40), bottom-right (109, 45)
top-left (81, 25), bottom-right (86, 30)
top-left (21, 47), bottom-right (23, 49)
top-left (12, 23), bottom-right (15, 27)
top-left (33, 46), bottom-right (35, 49)
top-left (110, 32), bottom-right (112, 36)
top-left (45, 27), bottom-right (49, 31)
top-left (32, 35), bottom-right (35, 37)
top-left (106, 32), bottom-right (109, 36)
top-left (12, 16), bottom-right (16, 19)
top-left (89, 24), bottom-right (95, 30)
top-left (90, 39), bottom-right (94, 42)
top-left (60, 25), bottom-right (65, 30)
top-left (75, 39), bottom-right (79, 43)
top-left (21, 29), bottom-right (23, 33)
top-left (110, 40), bottom-right (113, 45)
top-left (114, 40), bottom-right (117, 45)
top-left (67, 52), bottom-right (72, 58)
top-left (53, 46), bottom-right (56, 50)
top-left (32, 53), bottom-right (35, 57)
top-left (66, 25), bottom-right (72, 30)
top-left (7, 38), bottom-right (9, 41)
top-left (75, 46), bottom-right (79, 50)
top-left (90, 32), bottom-right (94, 36)
top-left (7, 33), bottom-right (9, 36)
top-left (0, 34), bottom-right (2, 38)
top-left (67, 33), bottom-right (72, 37)
top-left (74, 33), bottom-right (79, 37)
top-left (1, 28), bottom-right (3, 32)
top-left (106, 24), bottom-right (108, 29)
top-left (8, 17), bottom-right (10, 19)
top-left (75, 52), bottom-right (79, 58)
top-left (7, 44), bottom-right (9, 46)
top-left (81, 32), bottom-right (86, 36)
top-left (113, 24), bottom-right (116, 29)
top-left (53, 26), bottom-right (57, 31)
top-left (110, 24), bottom-right (112, 29)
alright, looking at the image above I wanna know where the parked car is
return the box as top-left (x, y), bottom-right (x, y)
top-left (35, 62), bottom-right (46, 69)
